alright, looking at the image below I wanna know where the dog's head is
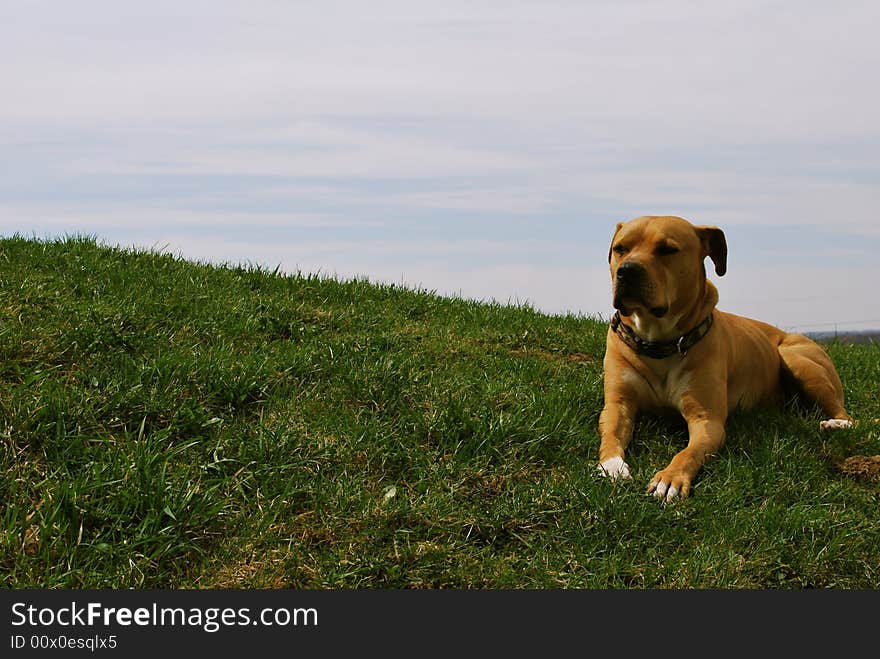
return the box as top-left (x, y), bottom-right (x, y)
top-left (608, 216), bottom-right (727, 323)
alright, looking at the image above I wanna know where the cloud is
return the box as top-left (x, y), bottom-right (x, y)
top-left (0, 205), bottom-right (386, 233)
top-left (5, 1), bottom-right (879, 142)
top-left (716, 264), bottom-right (880, 333)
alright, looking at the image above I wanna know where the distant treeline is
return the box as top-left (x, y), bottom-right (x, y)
top-left (807, 331), bottom-right (880, 345)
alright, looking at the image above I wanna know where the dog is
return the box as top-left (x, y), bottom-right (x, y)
top-left (598, 215), bottom-right (853, 502)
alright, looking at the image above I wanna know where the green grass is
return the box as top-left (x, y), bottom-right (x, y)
top-left (1, 235), bottom-right (878, 589)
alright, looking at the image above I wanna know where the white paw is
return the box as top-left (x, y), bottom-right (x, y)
top-left (598, 456), bottom-right (632, 481)
top-left (820, 418), bottom-right (853, 431)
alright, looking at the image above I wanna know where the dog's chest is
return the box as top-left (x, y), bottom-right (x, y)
top-left (623, 358), bottom-right (691, 411)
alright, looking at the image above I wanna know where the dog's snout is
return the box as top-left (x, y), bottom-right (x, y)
top-left (612, 261), bottom-right (650, 315)
top-left (616, 260), bottom-right (645, 283)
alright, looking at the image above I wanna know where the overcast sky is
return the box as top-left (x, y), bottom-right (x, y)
top-left (2, 1), bottom-right (879, 332)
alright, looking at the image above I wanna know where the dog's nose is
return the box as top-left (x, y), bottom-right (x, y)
top-left (616, 260), bottom-right (645, 283)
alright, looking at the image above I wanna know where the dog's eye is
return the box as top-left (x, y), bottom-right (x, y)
top-left (612, 244), bottom-right (628, 255)
top-left (656, 243), bottom-right (679, 256)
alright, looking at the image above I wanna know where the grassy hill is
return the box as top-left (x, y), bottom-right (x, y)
top-left (1, 236), bottom-right (878, 588)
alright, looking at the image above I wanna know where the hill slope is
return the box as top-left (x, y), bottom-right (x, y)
top-left (1, 236), bottom-right (878, 588)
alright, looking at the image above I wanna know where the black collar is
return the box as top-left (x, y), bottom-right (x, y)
top-left (610, 311), bottom-right (714, 359)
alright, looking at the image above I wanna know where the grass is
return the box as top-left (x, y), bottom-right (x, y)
top-left (1, 235), bottom-right (878, 589)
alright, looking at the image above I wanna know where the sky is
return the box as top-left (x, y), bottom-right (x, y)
top-left (2, 1), bottom-right (879, 333)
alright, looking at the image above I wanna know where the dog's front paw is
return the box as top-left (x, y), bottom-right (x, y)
top-left (820, 418), bottom-right (853, 431)
top-left (598, 456), bottom-right (632, 481)
top-left (647, 467), bottom-right (692, 503)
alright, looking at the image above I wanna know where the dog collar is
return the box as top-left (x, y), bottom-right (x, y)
top-left (610, 311), bottom-right (714, 359)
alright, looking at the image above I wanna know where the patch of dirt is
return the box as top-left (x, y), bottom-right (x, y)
top-left (837, 455), bottom-right (880, 482)
top-left (510, 348), bottom-right (595, 363)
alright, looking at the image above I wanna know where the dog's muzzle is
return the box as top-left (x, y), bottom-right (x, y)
top-left (614, 261), bottom-right (668, 318)
top-left (613, 261), bottom-right (667, 317)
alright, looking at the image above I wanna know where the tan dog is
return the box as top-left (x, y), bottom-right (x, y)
top-left (598, 215), bottom-right (853, 502)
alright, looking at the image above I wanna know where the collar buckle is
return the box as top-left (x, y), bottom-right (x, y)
top-left (677, 335), bottom-right (688, 357)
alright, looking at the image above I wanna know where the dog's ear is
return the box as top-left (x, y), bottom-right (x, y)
top-left (607, 222), bottom-right (625, 263)
top-left (696, 226), bottom-right (727, 276)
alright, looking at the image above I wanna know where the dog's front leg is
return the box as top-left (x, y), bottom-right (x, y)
top-left (648, 391), bottom-right (727, 502)
top-left (598, 393), bottom-right (637, 482)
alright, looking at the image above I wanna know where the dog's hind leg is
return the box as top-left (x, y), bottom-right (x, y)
top-left (777, 334), bottom-right (853, 429)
